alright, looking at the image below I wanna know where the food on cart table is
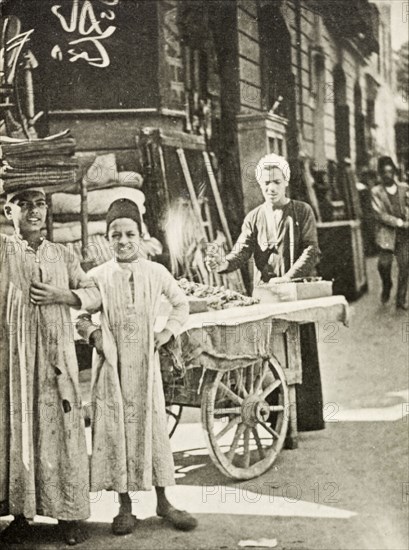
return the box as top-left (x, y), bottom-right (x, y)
top-left (178, 278), bottom-right (259, 311)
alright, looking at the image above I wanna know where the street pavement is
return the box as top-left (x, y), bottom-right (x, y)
top-left (1, 257), bottom-right (408, 550)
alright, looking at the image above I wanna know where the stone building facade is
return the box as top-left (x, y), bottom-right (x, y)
top-left (1, 0), bottom-right (397, 297)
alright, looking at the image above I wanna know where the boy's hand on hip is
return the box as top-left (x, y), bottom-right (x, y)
top-left (154, 328), bottom-right (173, 350)
top-left (89, 329), bottom-right (104, 355)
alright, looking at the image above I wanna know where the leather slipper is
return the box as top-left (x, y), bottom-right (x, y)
top-left (112, 513), bottom-right (138, 535)
top-left (157, 508), bottom-right (198, 531)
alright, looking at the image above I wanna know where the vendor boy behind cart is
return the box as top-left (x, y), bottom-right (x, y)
top-left (206, 153), bottom-right (323, 431)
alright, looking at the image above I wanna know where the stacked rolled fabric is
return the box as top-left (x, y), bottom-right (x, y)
top-left (50, 153), bottom-right (162, 265)
top-left (0, 130), bottom-right (77, 235)
top-left (0, 130), bottom-right (78, 193)
top-left (0, 144), bottom-right (162, 263)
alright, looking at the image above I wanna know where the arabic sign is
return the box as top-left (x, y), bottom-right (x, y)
top-left (1, 0), bottom-right (160, 110)
top-left (50, 0), bottom-right (119, 68)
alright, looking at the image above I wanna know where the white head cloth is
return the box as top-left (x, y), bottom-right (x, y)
top-left (255, 153), bottom-right (291, 184)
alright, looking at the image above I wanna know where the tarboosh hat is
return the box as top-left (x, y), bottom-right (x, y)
top-left (106, 198), bottom-right (142, 234)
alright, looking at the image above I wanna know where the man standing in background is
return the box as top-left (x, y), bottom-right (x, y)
top-left (371, 156), bottom-right (409, 310)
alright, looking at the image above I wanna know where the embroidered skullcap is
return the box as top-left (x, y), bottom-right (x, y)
top-left (106, 198), bottom-right (142, 233)
top-left (255, 153), bottom-right (291, 184)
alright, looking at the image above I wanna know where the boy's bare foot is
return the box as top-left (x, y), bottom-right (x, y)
top-left (0, 516), bottom-right (31, 543)
top-left (112, 512), bottom-right (138, 535)
top-left (59, 520), bottom-right (89, 546)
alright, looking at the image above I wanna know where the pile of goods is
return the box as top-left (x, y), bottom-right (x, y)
top-left (178, 278), bottom-right (259, 312)
top-left (1, 130), bottom-right (77, 192)
top-left (50, 152), bottom-right (161, 264)
top-left (0, 147), bottom-right (162, 264)
top-left (1, 130), bottom-right (77, 236)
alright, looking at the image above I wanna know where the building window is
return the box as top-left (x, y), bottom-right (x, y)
top-left (354, 82), bottom-right (367, 171)
top-left (312, 50), bottom-right (326, 167)
top-left (333, 64), bottom-right (350, 162)
top-left (258, 2), bottom-right (292, 118)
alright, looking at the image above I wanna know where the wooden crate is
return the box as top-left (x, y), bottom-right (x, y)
top-left (317, 220), bottom-right (368, 301)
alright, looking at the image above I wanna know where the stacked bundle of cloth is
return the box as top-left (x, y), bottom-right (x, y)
top-left (0, 130), bottom-right (77, 191)
top-left (0, 130), bottom-right (78, 235)
top-left (51, 153), bottom-right (162, 265)
top-left (0, 147), bottom-right (162, 264)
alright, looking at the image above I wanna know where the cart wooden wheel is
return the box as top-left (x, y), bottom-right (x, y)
top-left (201, 357), bottom-right (289, 480)
top-left (166, 405), bottom-right (183, 438)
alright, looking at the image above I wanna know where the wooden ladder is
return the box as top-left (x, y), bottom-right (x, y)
top-left (177, 147), bottom-right (246, 293)
top-left (176, 147), bottom-right (220, 285)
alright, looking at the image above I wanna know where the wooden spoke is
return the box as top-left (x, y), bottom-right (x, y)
top-left (235, 377), bottom-right (248, 398)
top-left (201, 358), bottom-right (289, 480)
top-left (215, 416), bottom-right (241, 441)
top-left (259, 421), bottom-right (280, 439)
top-left (240, 385), bottom-right (249, 398)
top-left (214, 407), bottom-right (242, 416)
top-left (254, 361), bottom-right (270, 393)
top-left (226, 423), bottom-right (246, 462)
top-left (232, 370), bottom-right (248, 398)
top-left (242, 428), bottom-right (251, 468)
top-left (251, 428), bottom-right (266, 460)
top-left (260, 379), bottom-right (282, 400)
top-left (219, 381), bottom-right (244, 405)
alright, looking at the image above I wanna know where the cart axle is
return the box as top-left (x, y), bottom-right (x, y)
top-left (241, 395), bottom-right (271, 427)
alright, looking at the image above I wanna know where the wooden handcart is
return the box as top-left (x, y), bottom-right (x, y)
top-left (164, 296), bottom-right (348, 481)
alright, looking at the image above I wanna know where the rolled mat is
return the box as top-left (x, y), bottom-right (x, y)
top-left (51, 187), bottom-right (146, 216)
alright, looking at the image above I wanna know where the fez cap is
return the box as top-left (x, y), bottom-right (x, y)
top-left (106, 198), bottom-right (142, 233)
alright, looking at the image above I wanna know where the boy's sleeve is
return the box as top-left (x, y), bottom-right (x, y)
top-left (160, 267), bottom-right (189, 336)
top-left (65, 249), bottom-right (102, 312)
top-left (221, 212), bottom-right (256, 273)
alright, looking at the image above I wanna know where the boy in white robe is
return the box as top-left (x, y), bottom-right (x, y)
top-left (77, 198), bottom-right (197, 535)
top-left (0, 187), bottom-right (99, 545)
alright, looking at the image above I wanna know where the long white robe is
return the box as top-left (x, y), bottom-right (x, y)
top-left (0, 234), bottom-right (99, 520)
top-left (84, 258), bottom-right (188, 492)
